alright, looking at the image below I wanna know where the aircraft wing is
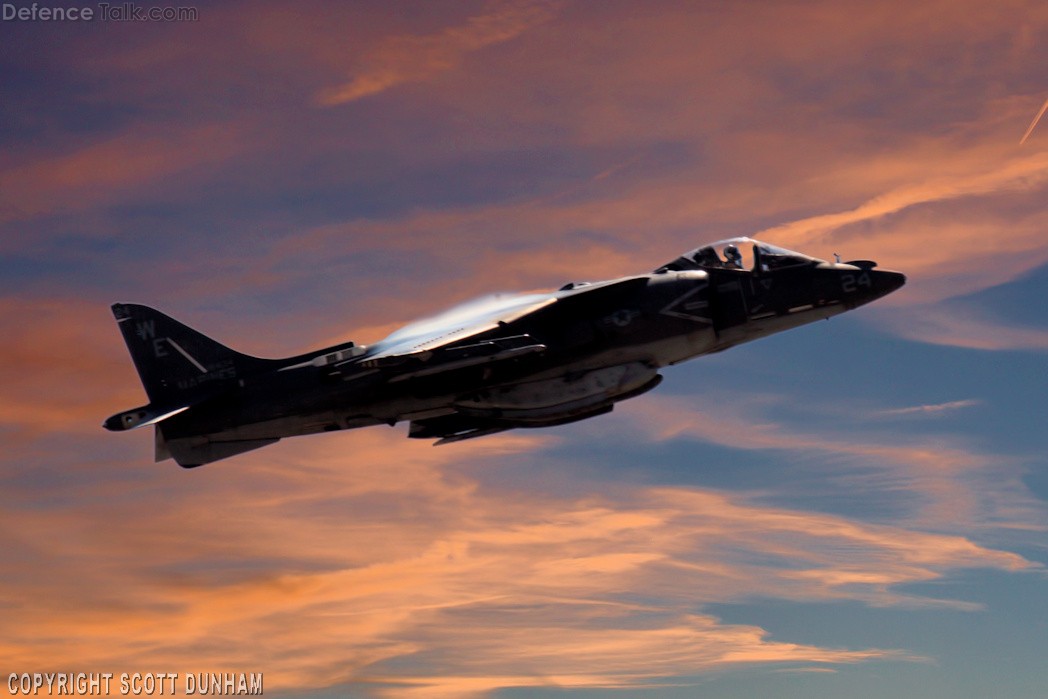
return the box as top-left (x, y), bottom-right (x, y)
top-left (331, 276), bottom-right (649, 381)
top-left (364, 292), bottom-right (558, 361)
top-left (310, 292), bottom-right (555, 383)
top-left (360, 333), bottom-right (549, 382)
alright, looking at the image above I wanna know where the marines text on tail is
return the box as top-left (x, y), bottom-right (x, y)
top-left (105, 238), bottom-right (905, 467)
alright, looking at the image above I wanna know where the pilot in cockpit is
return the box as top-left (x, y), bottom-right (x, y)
top-left (692, 246), bottom-right (722, 268)
top-left (723, 244), bottom-right (743, 269)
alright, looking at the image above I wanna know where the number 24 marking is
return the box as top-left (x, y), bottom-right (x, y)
top-left (841, 273), bottom-right (871, 293)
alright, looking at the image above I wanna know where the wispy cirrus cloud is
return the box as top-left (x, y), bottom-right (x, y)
top-left (0, 426), bottom-right (1031, 696)
top-left (875, 304), bottom-right (1048, 351)
top-left (3, 2), bottom-right (1048, 697)
top-left (1019, 95), bottom-right (1048, 145)
top-left (755, 148), bottom-right (1048, 289)
top-left (876, 399), bottom-right (981, 417)
top-left (316, 0), bottom-right (559, 106)
top-left (0, 123), bottom-right (245, 228)
top-left (614, 393), bottom-right (1046, 534)
top-left (375, 612), bottom-right (907, 698)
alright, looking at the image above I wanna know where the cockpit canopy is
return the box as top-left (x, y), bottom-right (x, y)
top-left (654, 237), bottom-right (823, 274)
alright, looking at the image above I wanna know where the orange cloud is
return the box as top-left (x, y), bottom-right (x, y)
top-left (224, 117), bottom-right (1048, 334)
top-left (875, 304), bottom-right (1048, 351)
top-left (7, 2), bottom-right (1036, 343)
top-left (374, 613), bottom-right (908, 698)
top-left (0, 124), bottom-right (245, 228)
top-left (0, 422), bottom-right (1036, 695)
top-left (615, 393), bottom-right (1046, 534)
top-left (4, 3), bottom-right (1048, 695)
top-left (0, 297), bottom-right (142, 435)
top-left (767, 159), bottom-right (1048, 246)
top-left (316, 0), bottom-right (559, 106)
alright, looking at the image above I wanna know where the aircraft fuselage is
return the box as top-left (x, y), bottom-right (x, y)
top-left (105, 238), bottom-right (905, 466)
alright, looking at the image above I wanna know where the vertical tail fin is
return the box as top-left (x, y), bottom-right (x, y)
top-left (111, 303), bottom-right (274, 407)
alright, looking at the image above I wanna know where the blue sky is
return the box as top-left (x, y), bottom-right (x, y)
top-left (2, 1), bottom-right (1047, 697)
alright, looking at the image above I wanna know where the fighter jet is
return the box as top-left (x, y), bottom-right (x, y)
top-left (104, 238), bottom-right (904, 467)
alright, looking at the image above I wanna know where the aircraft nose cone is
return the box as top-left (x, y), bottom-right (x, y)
top-left (874, 269), bottom-right (906, 297)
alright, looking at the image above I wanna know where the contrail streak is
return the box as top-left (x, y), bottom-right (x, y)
top-left (1019, 96), bottom-right (1048, 145)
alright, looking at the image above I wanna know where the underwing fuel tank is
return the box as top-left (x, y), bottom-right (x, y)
top-left (454, 362), bottom-right (658, 417)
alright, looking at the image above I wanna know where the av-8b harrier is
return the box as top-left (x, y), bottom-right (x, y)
top-left (105, 238), bottom-right (905, 467)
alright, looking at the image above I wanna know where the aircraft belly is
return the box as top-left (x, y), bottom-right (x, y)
top-left (455, 362), bottom-right (657, 412)
top-left (645, 330), bottom-right (719, 366)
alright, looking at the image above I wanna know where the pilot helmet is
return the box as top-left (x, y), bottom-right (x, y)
top-left (723, 245), bottom-right (741, 265)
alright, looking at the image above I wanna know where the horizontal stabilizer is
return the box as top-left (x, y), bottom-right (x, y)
top-left (435, 427), bottom-right (511, 445)
top-left (161, 432), bottom-right (279, 468)
top-left (104, 404), bottom-right (189, 431)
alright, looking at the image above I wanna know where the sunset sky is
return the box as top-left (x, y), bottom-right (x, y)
top-left (2, 1), bottom-right (1047, 697)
